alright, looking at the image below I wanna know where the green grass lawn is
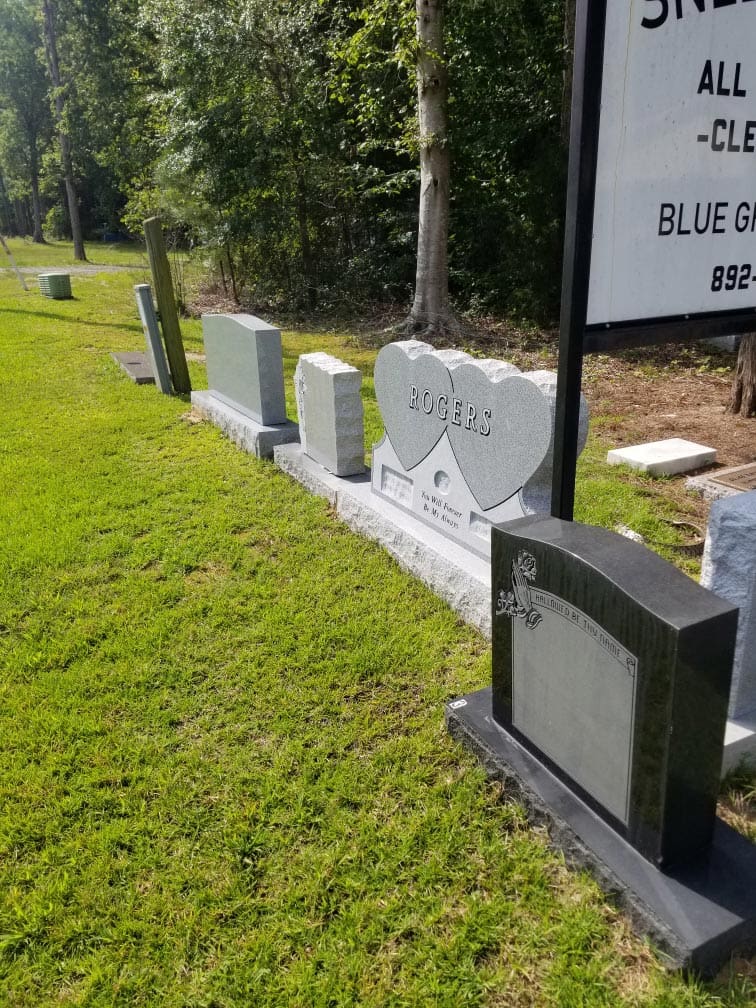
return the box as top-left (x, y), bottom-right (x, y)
top-left (0, 263), bottom-right (754, 1006)
top-left (1, 236), bottom-right (151, 270)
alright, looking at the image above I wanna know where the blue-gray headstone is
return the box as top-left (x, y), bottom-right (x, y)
top-left (701, 490), bottom-right (756, 720)
top-left (202, 313), bottom-right (287, 425)
top-left (134, 284), bottom-right (172, 394)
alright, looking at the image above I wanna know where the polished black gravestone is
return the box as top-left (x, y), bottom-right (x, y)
top-left (446, 516), bottom-right (756, 974)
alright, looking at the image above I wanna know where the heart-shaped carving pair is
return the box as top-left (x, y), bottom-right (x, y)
top-left (374, 341), bottom-right (552, 511)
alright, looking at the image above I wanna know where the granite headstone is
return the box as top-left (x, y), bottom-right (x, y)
top-left (372, 340), bottom-right (588, 557)
top-left (491, 516), bottom-right (737, 868)
top-left (294, 352), bottom-right (365, 477)
top-left (701, 490), bottom-right (756, 722)
top-left (202, 313), bottom-right (287, 425)
top-left (192, 313), bottom-right (298, 458)
top-left (134, 284), bottom-right (172, 394)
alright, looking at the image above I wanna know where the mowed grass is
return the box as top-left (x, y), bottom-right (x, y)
top-left (0, 267), bottom-right (754, 1006)
top-left (1, 236), bottom-right (150, 270)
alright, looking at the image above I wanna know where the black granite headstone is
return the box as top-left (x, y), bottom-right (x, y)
top-left (491, 516), bottom-right (737, 869)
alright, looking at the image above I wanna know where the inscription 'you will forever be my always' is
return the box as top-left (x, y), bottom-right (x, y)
top-left (420, 490), bottom-right (463, 530)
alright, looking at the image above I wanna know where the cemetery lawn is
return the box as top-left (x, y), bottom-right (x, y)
top-left (0, 237), bottom-right (150, 271)
top-left (1, 264), bottom-right (755, 1007)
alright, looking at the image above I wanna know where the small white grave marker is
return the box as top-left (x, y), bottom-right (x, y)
top-left (607, 438), bottom-right (716, 477)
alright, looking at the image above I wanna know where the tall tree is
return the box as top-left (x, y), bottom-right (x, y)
top-left (41, 0), bottom-right (85, 259)
top-left (0, 0), bottom-right (51, 242)
top-left (728, 334), bottom-right (756, 418)
top-left (410, 0), bottom-right (452, 337)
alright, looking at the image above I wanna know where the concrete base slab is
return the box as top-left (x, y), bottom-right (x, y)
top-left (111, 351), bottom-right (154, 385)
top-left (191, 390), bottom-right (299, 459)
top-left (607, 438), bottom-right (716, 477)
top-left (446, 687), bottom-right (756, 976)
top-left (274, 442), bottom-right (491, 635)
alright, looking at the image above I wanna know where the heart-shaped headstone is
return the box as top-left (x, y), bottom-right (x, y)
top-left (446, 358), bottom-right (552, 511)
top-left (374, 341), bottom-right (453, 470)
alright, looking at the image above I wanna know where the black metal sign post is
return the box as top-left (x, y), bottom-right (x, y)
top-left (551, 0), bottom-right (606, 520)
top-left (552, 0), bottom-right (756, 520)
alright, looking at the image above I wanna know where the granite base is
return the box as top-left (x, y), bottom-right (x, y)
top-left (274, 442), bottom-right (490, 635)
top-left (191, 390), bottom-right (299, 460)
top-left (446, 687), bottom-right (756, 976)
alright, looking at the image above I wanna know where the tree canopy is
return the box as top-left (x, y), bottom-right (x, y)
top-left (0, 0), bottom-right (567, 321)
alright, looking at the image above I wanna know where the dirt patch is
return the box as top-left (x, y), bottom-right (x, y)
top-left (582, 354), bottom-right (755, 470)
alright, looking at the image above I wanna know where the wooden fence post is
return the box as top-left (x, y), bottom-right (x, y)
top-left (143, 217), bottom-right (191, 394)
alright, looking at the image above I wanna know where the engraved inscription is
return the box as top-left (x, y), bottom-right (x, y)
top-left (408, 384), bottom-right (492, 436)
top-left (510, 589), bottom-right (637, 824)
top-left (420, 489), bottom-right (462, 530)
top-left (380, 465), bottom-right (413, 506)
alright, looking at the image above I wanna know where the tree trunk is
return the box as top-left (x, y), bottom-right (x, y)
top-left (295, 168), bottom-right (317, 310)
top-left (42, 0), bottom-right (86, 261)
top-left (28, 139), bottom-right (45, 244)
top-left (13, 199), bottom-right (31, 237)
top-left (0, 171), bottom-right (13, 234)
top-left (728, 333), bottom-right (756, 418)
top-left (408, 0), bottom-right (454, 340)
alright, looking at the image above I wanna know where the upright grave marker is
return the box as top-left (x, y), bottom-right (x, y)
top-left (491, 517), bottom-right (735, 867)
top-left (191, 313), bottom-right (298, 458)
top-left (294, 353), bottom-right (365, 477)
top-left (702, 490), bottom-right (756, 729)
top-left (372, 340), bottom-right (588, 558)
top-left (447, 517), bottom-right (756, 972)
top-left (553, 0), bottom-right (756, 517)
top-left (134, 284), bottom-right (172, 394)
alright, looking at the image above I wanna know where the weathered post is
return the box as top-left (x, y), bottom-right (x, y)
top-left (143, 217), bottom-right (191, 394)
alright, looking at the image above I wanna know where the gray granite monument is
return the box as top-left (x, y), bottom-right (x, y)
top-left (294, 352), bottom-right (365, 477)
top-left (702, 490), bottom-right (756, 766)
top-left (372, 340), bottom-right (588, 557)
top-left (134, 284), bottom-right (172, 394)
top-left (191, 313), bottom-right (298, 458)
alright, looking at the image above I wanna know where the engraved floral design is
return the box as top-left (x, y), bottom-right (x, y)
top-left (495, 550), bottom-right (542, 629)
top-left (518, 550), bottom-right (536, 580)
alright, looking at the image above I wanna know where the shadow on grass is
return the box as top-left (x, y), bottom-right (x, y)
top-left (0, 307), bottom-right (143, 333)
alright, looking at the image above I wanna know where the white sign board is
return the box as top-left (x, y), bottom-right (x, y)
top-left (587, 1), bottom-right (756, 327)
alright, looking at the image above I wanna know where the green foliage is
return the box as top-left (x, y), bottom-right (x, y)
top-left (42, 203), bottom-right (65, 240)
top-left (0, 0), bottom-right (571, 318)
top-left (447, 0), bottom-right (567, 320)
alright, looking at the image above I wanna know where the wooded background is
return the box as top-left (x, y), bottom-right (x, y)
top-left (0, 0), bottom-right (567, 323)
